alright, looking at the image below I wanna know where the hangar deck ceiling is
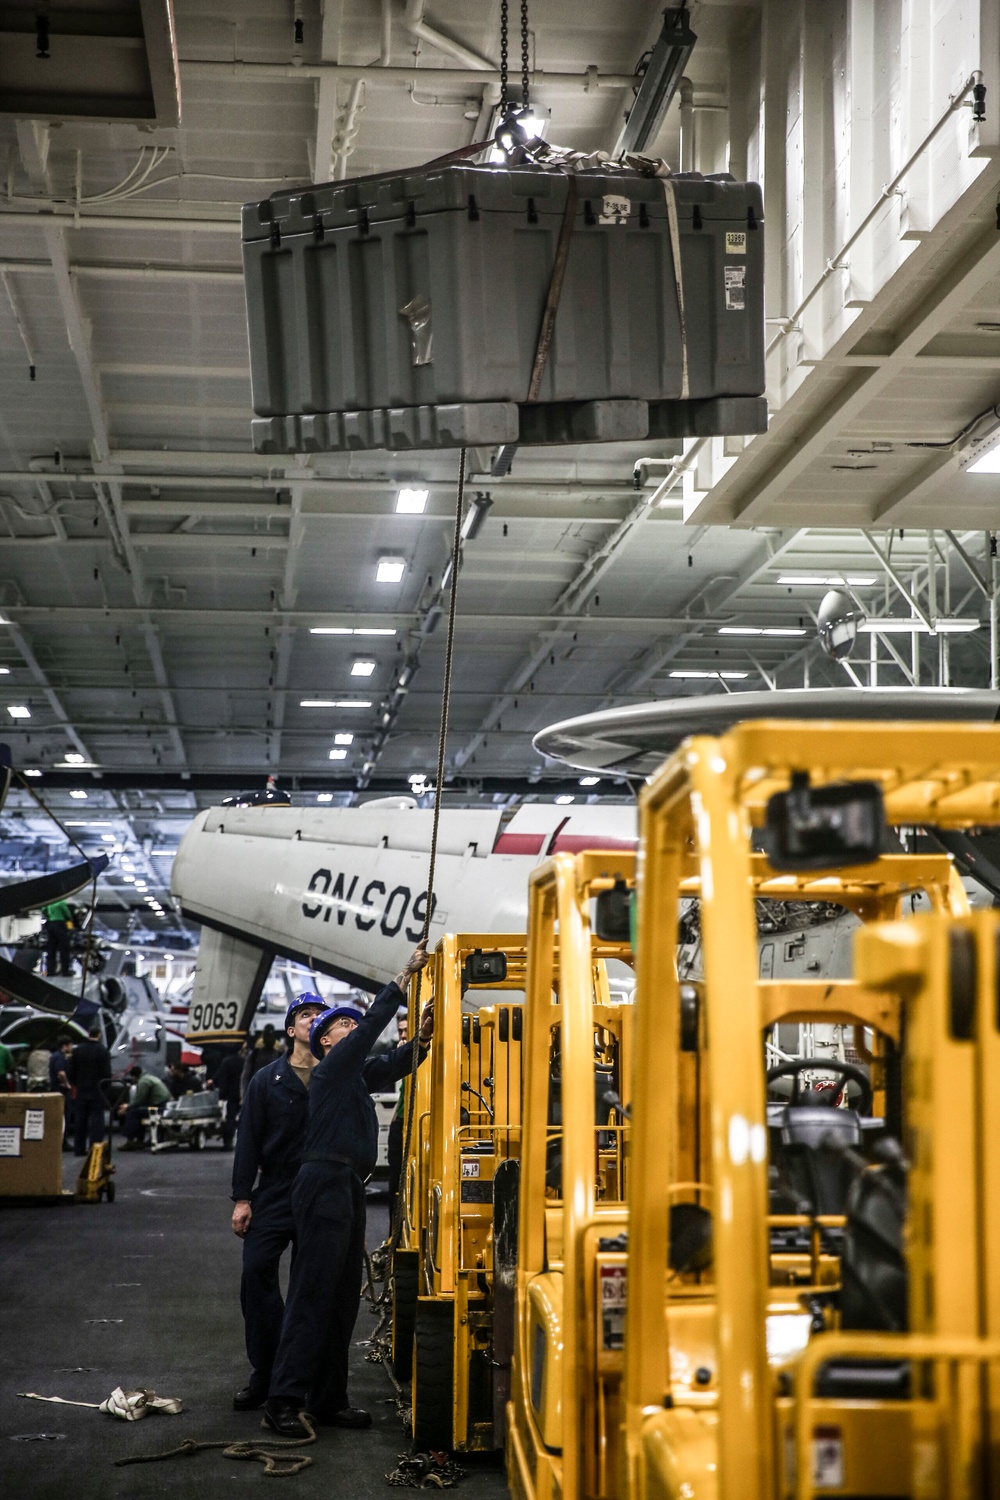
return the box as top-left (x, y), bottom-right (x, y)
top-left (1, 0), bottom-right (1000, 943)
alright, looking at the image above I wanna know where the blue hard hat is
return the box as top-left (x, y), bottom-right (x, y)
top-left (284, 992), bottom-right (326, 1034)
top-left (309, 1003), bottom-right (365, 1060)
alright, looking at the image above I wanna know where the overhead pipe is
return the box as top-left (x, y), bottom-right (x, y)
top-left (402, 0), bottom-right (494, 72)
top-left (380, 0), bottom-right (392, 64)
top-left (179, 58), bottom-right (632, 89)
top-left (333, 78), bottom-right (366, 179)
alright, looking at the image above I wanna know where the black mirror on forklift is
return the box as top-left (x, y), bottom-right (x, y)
top-left (764, 772), bottom-right (886, 871)
top-left (594, 879), bottom-right (632, 942)
top-left (462, 949), bottom-right (508, 988)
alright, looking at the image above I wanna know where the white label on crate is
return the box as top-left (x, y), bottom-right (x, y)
top-left (23, 1110), bottom-right (45, 1141)
top-left (812, 1426), bottom-right (844, 1489)
top-left (726, 231), bottom-right (747, 254)
top-left (724, 265), bottom-right (746, 310)
top-left (600, 194), bottom-right (632, 225)
top-left (461, 1158), bottom-right (480, 1179)
top-left (0, 1126), bottom-right (22, 1156)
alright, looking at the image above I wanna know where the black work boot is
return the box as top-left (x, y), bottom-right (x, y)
top-left (263, 1399), bottom-right (312, 1438)
top-left (316, 1405), bottom-right (372, 1429)
top-left (233, 1377), bottom-right (268, 1411)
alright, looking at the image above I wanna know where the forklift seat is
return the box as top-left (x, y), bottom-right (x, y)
top-left (777, 1105), bottom-right (863, 1216)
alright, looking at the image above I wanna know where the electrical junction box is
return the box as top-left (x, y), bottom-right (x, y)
top-left (242, 163), bottom-right (766, 454)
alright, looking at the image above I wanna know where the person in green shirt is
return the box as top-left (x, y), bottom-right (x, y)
top-left (118, 1065), bottom-right (171, 1149)
top-left (43, 900), bottom-right (74, 977)
top-left (0, 1040), bottom-right (14, 1091)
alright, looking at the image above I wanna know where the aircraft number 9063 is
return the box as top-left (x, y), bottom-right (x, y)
top-left (302, 869), bottom-right (435, 941)
top-left (190, 1000), bottom-right (240, 1033)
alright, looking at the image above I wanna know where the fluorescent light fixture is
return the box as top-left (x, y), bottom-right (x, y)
top-left (101, 834), bottom-right (115, 842)
top-left (0, 614), bottom-right (8, 624)
top-left (317, 792), bottom-right (334, 802)
top-left (334, 732), bottom-right (353, 745)
top-left (555, 794), bottom-right (575, 805)
top-left (376, 557), bottom-right (406, 584)
top-left (351, 660), bottom-right (376, 677)
top-left (56, 759), bottom-right (94, 769)
top-left (69, 789), bottom-right (88, 799)
top-left (328, 748), bottom-right (348, 760)
top-left (64, 751), bottom-right (86, 764)
top-left (310, 627), bottom-right (397, 637)
top-left (776, 574), bottom-right (877, 587)
top-left (0, 667), bottom-right (9, 675)
top-left (395, 487), bottom-right (429, 514)
top-left (134, 882), bottom-right (148, 890)
top-left (966, 443), bottom-right (1000, 474)
top-left (300, 699), bottom-right (372, 708)
top-left (122, 875), bottom-right (135, 883)
top-left (579, 776), bottom-right (600, 786)
top-left (670, 670), bottom-right (749, 680)
top-left (7, 705), bottom-right (30, 719)
top-left (859, 618), bottom-right (980, 634)
top-left (23, 768), bottom-right (41, 777)
top-left (718, 627), bottom-right (807, 638)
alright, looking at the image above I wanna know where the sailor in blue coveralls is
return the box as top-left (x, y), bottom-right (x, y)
top-left (264, 942), bottom-right (432, 1437)
top-left (230, 992), bottom-right (328, 1410)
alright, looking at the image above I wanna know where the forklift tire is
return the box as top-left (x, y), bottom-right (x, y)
top-left (105, 1180), bottom-right (116, 1203)
top-left (189, 1130), bottom-right (204, 1151)
top-left (391, 1249), bottom-right (419, 1382)
top-left (412, 1300), bottom-right (454, 1452)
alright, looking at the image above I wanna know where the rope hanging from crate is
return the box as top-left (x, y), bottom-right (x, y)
top-left (378, 447), bottom-right (468, 1311)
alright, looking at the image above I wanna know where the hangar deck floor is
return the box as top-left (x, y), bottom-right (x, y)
top-left (0, 1147), bottom-right (510, 1500)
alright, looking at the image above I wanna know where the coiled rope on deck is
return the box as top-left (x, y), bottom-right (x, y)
top-left (113, 1411), bottom-right (318, 1478)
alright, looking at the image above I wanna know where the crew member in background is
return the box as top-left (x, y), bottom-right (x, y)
top-left (43, 899), bottom-right (74, 976)
top-left (263, 944), bottom-right (433, 1438)
top-left (229, 995), bottom-right (328, 1412)
top-left (207, 1044), bottom-right (244, 1151)
top-left (118, 1064), bottom-right (171, 1149)
top-left (0, 1037), bottom-right (13, 1091)
top-left (67, 1022), bottom-right (111, 1156)
top-left (241, 1023), bottom-right (282, 1095)
top-left (167, 1061), bottom-right (201, 1099)
top-left (48, 1038), bottom-right (74, 1146)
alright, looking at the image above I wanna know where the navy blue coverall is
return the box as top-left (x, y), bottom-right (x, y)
top-left (232, 1057), bottom-right (311, 1389)
top-left (268, 982), bottom-right (425, 1414)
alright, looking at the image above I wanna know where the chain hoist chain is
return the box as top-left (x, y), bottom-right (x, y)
top-left (520, 0), bottom-right (530, 110)
top-left (499, 0), bottom-right (509, 114)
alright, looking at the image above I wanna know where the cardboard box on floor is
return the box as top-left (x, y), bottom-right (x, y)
top-left (0, 1093), bottom-right (64, 1197)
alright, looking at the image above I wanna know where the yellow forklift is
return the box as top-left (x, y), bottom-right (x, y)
top-left (505, 816), bottom-right (965, 1500)
top-left (400, 913), bottom-right (634, 1453)
top-left (395, 932), bottom-right (527, 1451)
top-left (620, 718), bottom-right (1000, 1500)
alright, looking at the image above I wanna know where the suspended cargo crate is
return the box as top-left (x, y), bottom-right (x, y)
top-left (241, 162), bottom-right (766, 454)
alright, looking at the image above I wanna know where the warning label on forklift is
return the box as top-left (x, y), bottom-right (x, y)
top-left (724, 265), bottom-right (746, 310)
top-left (600, 1265), bottom-right (627, 1350)
top-left (461, 1158), bottom-right (481, 1179)
top-left (812, 1426), bottom-right (844, 1488)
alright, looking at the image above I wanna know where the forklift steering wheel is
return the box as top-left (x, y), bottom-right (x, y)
top-left (766, 1057), bottom-right (872, 1116)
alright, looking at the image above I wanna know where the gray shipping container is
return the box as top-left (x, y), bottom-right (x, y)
top-left (241, 162), bottom-right (765, 450)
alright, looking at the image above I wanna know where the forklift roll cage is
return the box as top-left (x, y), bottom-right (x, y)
top-left (626, 719), bottom-right (1000, 1500)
